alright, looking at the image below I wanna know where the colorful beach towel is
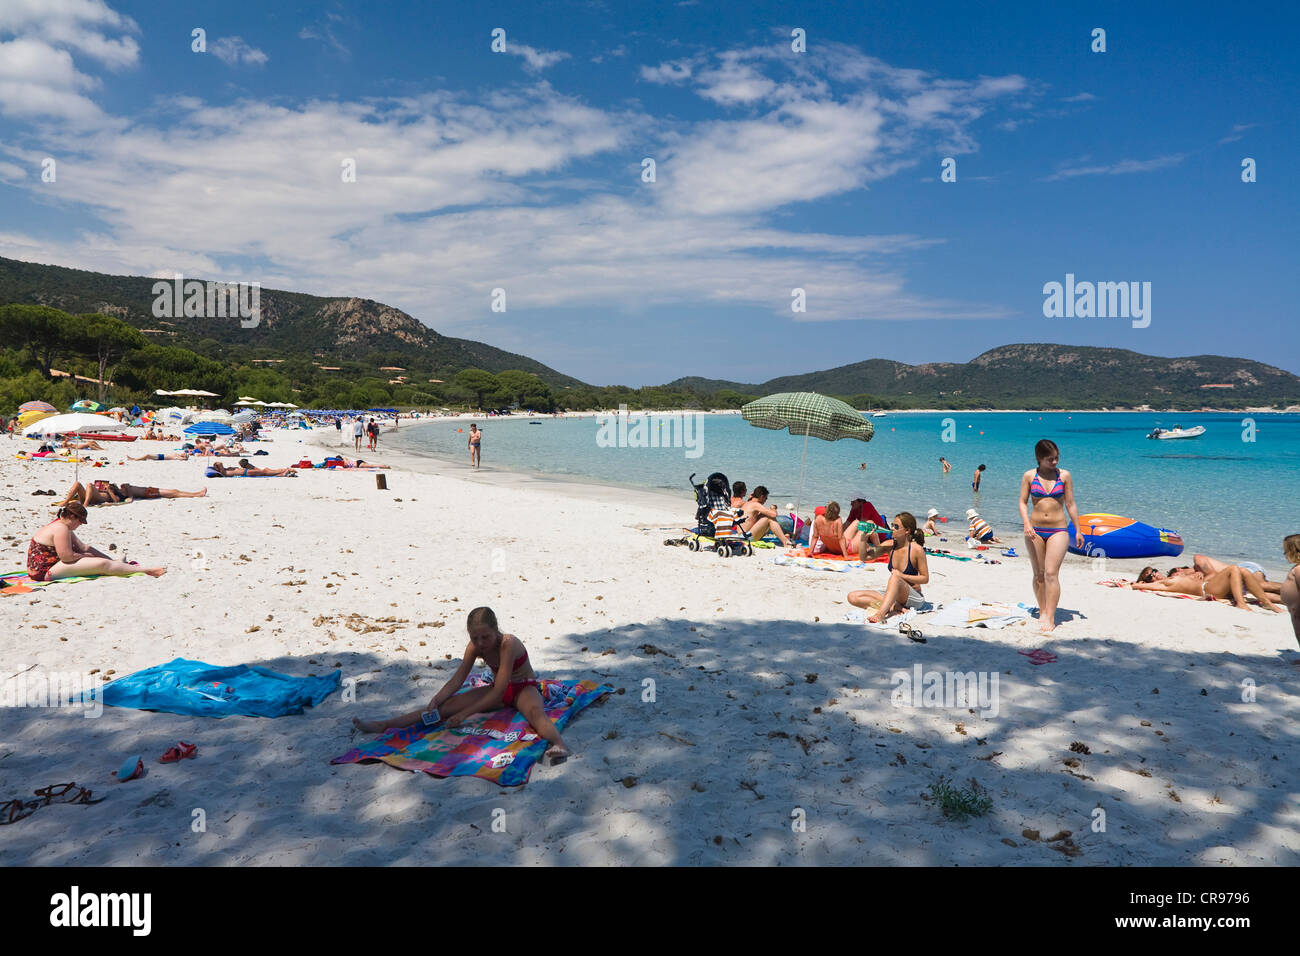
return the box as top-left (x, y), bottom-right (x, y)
top-left (925, 598), bottom-right (1031, 629)
top-left (332, 676), bottom-right (612, 786)
top-left (1, 569), bottom-right (145, 595)
top-left (773, 553), bottom-right (864, 573)
top-left (84, 657), bottom-right (341, 717)
top-left (1097, 578), bottom-right (1213, 601)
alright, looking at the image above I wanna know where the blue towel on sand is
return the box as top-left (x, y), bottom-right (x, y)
top-left (87, 657), bottom-right (340, 718)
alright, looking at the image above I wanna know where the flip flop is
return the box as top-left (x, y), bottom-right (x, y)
top-left (547, 749), bottom-right (570, 766)
top-left (158, 741), bottom-right (197, 763)
top-left (115, 755), bottom-right (145, 782)
top-left (899, 622), bottom-right (927, 643)
top-left (0, 798), bottom-right (38, 825)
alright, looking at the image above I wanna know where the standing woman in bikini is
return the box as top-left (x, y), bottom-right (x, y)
top-left (1018, 439), bottom-right (1083, 633)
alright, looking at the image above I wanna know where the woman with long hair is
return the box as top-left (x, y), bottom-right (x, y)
top-left (1018, 439), bottom-right (1082, 633)
top-left (847, 511), bottom-right (929, 624)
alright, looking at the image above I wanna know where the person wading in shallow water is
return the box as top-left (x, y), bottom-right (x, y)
top-left (468, 423), bottom-right (482, 469)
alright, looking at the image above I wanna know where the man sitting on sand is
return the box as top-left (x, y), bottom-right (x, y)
top-left (740, 486), bottom-right (791, 546)
top-left (206, 460), bottom-right (297, 477)
top-left (1130, 565), bottom-right (1282, 612)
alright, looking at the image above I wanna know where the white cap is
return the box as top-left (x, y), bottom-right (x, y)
top-left (965, 508), bottom-right (979, 519)
top-left (927, 508), bottom-right (939, 519)
top-left (785, 502), bottom-right (795, 512)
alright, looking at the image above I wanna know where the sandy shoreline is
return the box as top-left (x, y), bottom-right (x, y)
top-left (1, 424), bottom-right (1297, 865)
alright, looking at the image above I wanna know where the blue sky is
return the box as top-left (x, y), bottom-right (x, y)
top-left (1, 0), bottom-right (1296, 385)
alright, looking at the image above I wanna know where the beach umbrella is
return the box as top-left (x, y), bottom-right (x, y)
top-left (740, 392), bottom-right (874, 523)
top-left (23, 412), bottom-right (121, 438)
top-left (229, 411), bottom-right (257, 425)
top-left (19, 400), bottom-right (57, 414)
top-left (70, 399), bottom-right (108, 413)
top-left (184, 421), bottom-right (236, 436)
top-left (17, 409), bottom-right (56, 431)
top-left (193, 409), bottom-right (233, 422)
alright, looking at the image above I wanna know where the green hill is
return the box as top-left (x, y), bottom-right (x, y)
top-left (0, 256), bottom-right (584, 390)
top-left (664, 344), bottom-right (1300, 409)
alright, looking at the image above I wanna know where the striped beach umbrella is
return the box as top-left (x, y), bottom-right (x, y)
top-left (183, 421), bottom-right (236, 436)
top-left (741, 392), bottom-right (874, 522)
top-left (19, 400), bottom-right (57, 414)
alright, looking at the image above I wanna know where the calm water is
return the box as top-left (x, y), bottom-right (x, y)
top-left (390, 412), bottom-right (1300, 573)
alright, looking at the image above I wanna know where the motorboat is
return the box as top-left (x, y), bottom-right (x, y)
top-left (1147, 425), bottom-right (1205, 440)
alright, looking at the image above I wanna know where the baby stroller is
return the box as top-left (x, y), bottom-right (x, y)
top-left (666, 472), bottom-right (753, 557)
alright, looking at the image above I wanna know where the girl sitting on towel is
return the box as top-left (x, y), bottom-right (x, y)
top-left (352, 606), bottom-right (572, 764)
top-left (847, 511), bottom-right (930, 623)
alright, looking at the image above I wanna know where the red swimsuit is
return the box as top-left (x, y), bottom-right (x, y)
top-left (27, 538), bottom-right (60, 582)
top-left (501, 646), bottom-right (539, 707)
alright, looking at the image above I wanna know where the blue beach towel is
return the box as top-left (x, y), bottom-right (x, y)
top-left (86, 657), bottom-right (341, 718)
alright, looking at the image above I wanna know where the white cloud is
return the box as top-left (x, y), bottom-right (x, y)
top-left (299, 12), bottom-right (352, 60)
top-left (211, 36), bottom-right (269, 67)
top-left (1061, 92), bottom-right (1096, 103)
top-left (2, 25), bottom-right (1026, 331)
top-left (1218, 123), bottom-right (1257, 145)
top-left (640, 59), bottom-right (694, 84)
top-left (0, 0), bottom-right (139, 68)
top-left (0, 0), bottom-right (138, 121)
top-left (1044, 154), bottom-right (1186, 181)
top-left (648, 44), bottom-right (1028, 216)
top-left (505, 42), bottom-right (570, 72)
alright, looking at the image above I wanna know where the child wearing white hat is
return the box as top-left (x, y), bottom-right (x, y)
top-left (966, 508), bottom-right (1001, 544)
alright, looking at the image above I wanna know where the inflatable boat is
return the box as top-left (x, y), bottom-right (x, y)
top-left (1067, 513), bottom-right (1184, 559)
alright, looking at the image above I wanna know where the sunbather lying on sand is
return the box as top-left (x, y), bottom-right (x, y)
top-left (352, 606), bottom-right (572, 764)
top-left (205, 461), bottom-right (297, 477)
top-left (26, 502), bottom-right (166, 581)
top-left (1130, 565), bottom-right (1281, 611)
top-left (323, 456), bottom-right (390, 469)
top-left (60, 480), bottom-right (207, 506)
top-left (1190, 553), bottom-right (1283, 596)
top-left (59, 439), bottom-right (103, 451)
top-left (128, 452), bottom-right (190, 461)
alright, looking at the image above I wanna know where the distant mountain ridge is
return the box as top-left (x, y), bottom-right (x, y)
top-left (3, 256), bottom-right (1295, 408)
top-left (0, 256), bottom-right (584, 389)
top-left (666, 344), bottom-right (1300, 408)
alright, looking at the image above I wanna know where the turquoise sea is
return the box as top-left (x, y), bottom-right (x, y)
top-left (389, 411), bottom-right (1300, 574)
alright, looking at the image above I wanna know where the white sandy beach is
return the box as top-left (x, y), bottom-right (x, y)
top-left (1, 421), bottom-right (1298, 866)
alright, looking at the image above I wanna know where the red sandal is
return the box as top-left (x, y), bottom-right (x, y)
top-left (159, 741), bottom-right (198, 763)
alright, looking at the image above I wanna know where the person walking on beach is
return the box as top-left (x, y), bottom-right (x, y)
top-left (1018, 439), bottom-right (1083, 634)
top-left (940, 457), bottom-right (952, 474)
top-left (352, 606), bottom-right (572, 765)
top-left (352, 416), bottom-right (364, 452)
top-left (468, 423), bottom-right (481, 468)
top-left (972, 463), bottom-right (986, 491)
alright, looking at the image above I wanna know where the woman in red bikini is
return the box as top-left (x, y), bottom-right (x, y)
top-left (352, 606), bottom-right (572, 764)
top-left (26, 502), bottom-right (167, 582)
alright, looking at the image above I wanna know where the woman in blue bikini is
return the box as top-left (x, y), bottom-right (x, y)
top-left (1018, 439), bottom-right (1083, 634)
